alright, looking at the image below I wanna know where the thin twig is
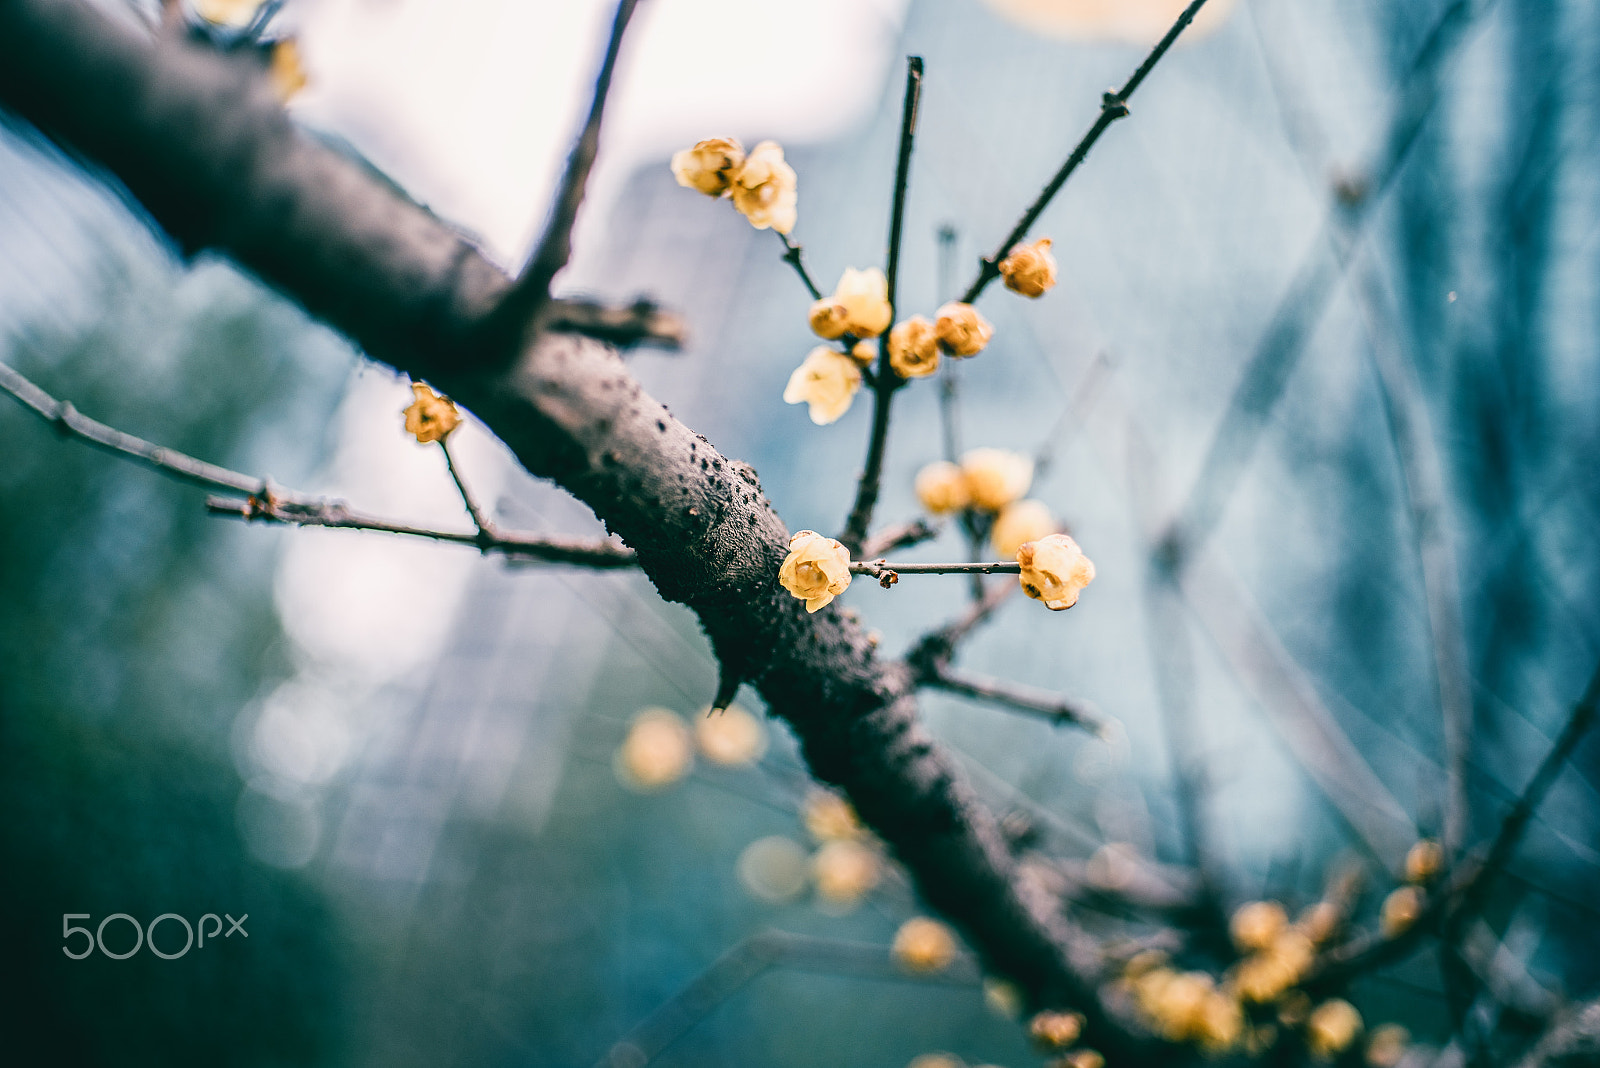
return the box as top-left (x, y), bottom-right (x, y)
top-left (441, 435), bottom-right (493, 536)
top-left (859, 517), bottom-right (940, 558)
top-left (839, 56), bottom-right (924, 556)
top-left (958, 0), bottom-right (1212, 305)
top-left (851, 558), bottom-right (1020, 590)
top-left (924, 663), bottom-right (1108, 736)
top-left (775, 230), bottom-right (824, 301)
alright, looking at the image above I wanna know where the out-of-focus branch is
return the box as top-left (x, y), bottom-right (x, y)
top-left (922, 664), bottom-right (1108, 736)
top-left (1514, 997), bottom-right (1600, 1068)
top-left (958, 0), bottom-right (1211, 305)
top-left (1034, 351), bottom-right (1113, 481)
top-left (859, 517), bottom-right (940, 558)
top-left (774, 230), bottom-right (825, 301)
top-left (544, 296), bottom-right (686, 350)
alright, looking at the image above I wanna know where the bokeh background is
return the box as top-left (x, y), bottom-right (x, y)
top-left (3, 0), bottom-right (1598, 1064)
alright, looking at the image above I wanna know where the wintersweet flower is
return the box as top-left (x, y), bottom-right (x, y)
top-left (1029, 1010), bottom-right (1085, 1050)
top-left (999, 237), bottom-right (1058, 298)
top-left (960, 447), bottom-right (1033, 511)
top-left (1307, 999), bottom-right (1363, 1059)
top-left (402, 382), bottom-right (461, 443)
top-left (915, 461), bottom-right (970, 514)
top-left (1404, 839), bottom-right (1443, 884)
top-left (808, 299), bottom-right (851, 340)
top-left (891, 917), bottom-right (958, 974)
top-left (729, 140), bottom-right (797, 234)
top-left (1016, 533), bottom-right (1095, 611)
top-left (830, 267), bottom-right (894, 338)
top-left (1230, 900), bottom-right (1289, 954)
top-left (849, 340), bottom-right (877, 366)
top-left (934, 301), bottom-right (993, 356)
top-left (990, 499), bottom-right (1055, 558)
top-left (1380, 886), bottom-right (1423, 936)
top-left (783, 347), bottom-right (862, 425)
top-left (778, 530), bottom-right (852, 612)
top-left (671, 136), bottom-right (745, 197)
top-left (887, 315), bottom-right (939, 378)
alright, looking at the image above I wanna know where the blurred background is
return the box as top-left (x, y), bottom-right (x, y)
top-left (2, 0), bottom-right (1598, 1064)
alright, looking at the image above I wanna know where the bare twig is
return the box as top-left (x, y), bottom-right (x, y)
top-left (859, 517), bottom-right (940, 558)
top-left (958, 0), bottom-right (1212, 305)
top-left (774, 230), bottom-right (824, 301)
top-left (850, 558), bottom-right (1020, 591)
top-left (1514, 996), bottom-right (1600, 1068)
top-left (839, 56), bottom-right (924, 556)
top-left (440, 435), bottom-right (493, 535)
top-left (923, 663), bottom-right (1108, 736)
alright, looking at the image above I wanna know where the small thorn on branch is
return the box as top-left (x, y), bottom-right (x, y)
top-left (710, 664), bottom-right (742, 714)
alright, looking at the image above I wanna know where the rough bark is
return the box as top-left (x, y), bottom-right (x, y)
top-left (0, 0), bottom-right (1166, 1056)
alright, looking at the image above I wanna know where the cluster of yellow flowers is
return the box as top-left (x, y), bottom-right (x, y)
top-left (672, 137), bottom-right (798, 234)
top-left (614, 704), bottom-right (768, 791)
top-left (734, 790), bottom-right (886, 910)
top-left (1125, 957), bottom-right (1246, 1054)
top-left (1027, 1010), bottom-right (1103, 1068)
top-left (1380, 837), bottom-right (1442, 936)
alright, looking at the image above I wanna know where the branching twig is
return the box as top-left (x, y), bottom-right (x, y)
top-left (544, 296), bottom-right (686, 350)
top-left (957, 0), bottom-right (1212, 305)
top-left (923, 663), bottom-right (1108, 736)
top-left (859, 517), bottom-right (940, 558)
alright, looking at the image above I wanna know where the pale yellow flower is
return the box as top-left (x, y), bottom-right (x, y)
top-left (671, 137), bottom-right (745, 197)
top-left (695, 704), bottom-right (767, 765)
top-left (1229, 929), bottom-right (1315, 1003)
top-left (1307, 999), bottom-right (1363, 1059)
top-left (999, 237), bottom-right (1058, 298)
top-left (960, 447), bottom-right (1033, 511)
top-left (934, 301), bottom-right (994, 357)
top-left (887, 315), bottom-right (940, 378)
top-left (729, 140), bottom-right (797, 234)
top-left (195, 0), bottom-right (262, 27)
top-left (1366, 1024), bottom-right (1410, 1068)
top-left (849, 340), bottom-right (877, 366)
top-left (915, 460), bottom-right (971, 514)
top-left (812, 838), bottom-right (880, 908)
top-left (269, 40), bottom-right (308, 102)
top-left (615, 708), bottom-right (693, 791)
top-left (783, 346), bottom-right (862, 425)
top-left (402, 382), bottom-right (461, 443)
top-left (906, 1055), bottom-right (962, 1068)
top-left (891, 917), bottom-right (958, 974)
top-left (1197, 991), bottom-right (1246, 1054)
top-left (1231, 900), bottom-right (1290, 954)
top-left (736, 836), bottom-right (809, 903)
top-left (1029, 1010), bottom-right (1085, 1050)
top-left (1060, 1051), bottom-right (1104, 1068)
top-left (1404, 839), bottom-right (1443, 884)
top-left (1380, 886), bottom-right (1423, 937)
top-left (1017, 532), bottom-right (1095, 611)
top-left (778, 530), bottom-right (852, 612)
top-left (809, 299), bottom-right (851, 340)
top-left (990, 499), bottom-right (1056, 558)
top-left (803, 790), bottom-right (864, 841)
top-left (830, 267), bottom-right (894, 338)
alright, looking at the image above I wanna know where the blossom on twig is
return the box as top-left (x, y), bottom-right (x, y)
top-left (402, 382), bottom-right (461, 443)
top-left (961, 447), bottom-right (1033, 511)
top-left (1016, 532), bottom-right (1095, 611)
top-left (783, 347), bottom-right (862, 425)
top-left (887, 315), bottom-right (940, 378)
top-left (999, 236), bottom-right (1058, 298)
top-left (778, 530), bottom-right (852, 612)
top-left (934, 301), bottom-right (993, 357)
top-left (671, 136), bottom-right (745, 196)
top-left (729, 140), bottom-right (798, 234)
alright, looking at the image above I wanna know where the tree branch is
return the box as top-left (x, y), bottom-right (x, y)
top-left (774, 229), bottom-right (824, 301)
top-left (922, 663), bottom-right (1108, 736)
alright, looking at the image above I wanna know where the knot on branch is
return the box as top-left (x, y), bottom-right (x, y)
top-left (1100, 91), bottom-right (1130, 119)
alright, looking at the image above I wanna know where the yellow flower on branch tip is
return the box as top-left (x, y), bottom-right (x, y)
top-left (1017, 533), bottom-right (1095, 611)
top-left (1307, 999), bottom-right (1363, 1059)
top-left (850, 340), bottom-right (877, 366)
top-left (403, 382), bottom-right (461, 443)
top-left (1230, 900), bottom-right (1289, 954)
top-left (915, 460), bottom-right (970, 514)
top-left (1404, 838), bottom-right (1443, 883)
top-left (960, 447), bottom-right (1033, 511)
top-left (999, 237), bottom-right (1058, 298)
top-left (1029, 1010), bottom-right (1085, 1049)
top-left (934, 301), bottom-right (993, 356)
top-left (783, 346), bottom-right (862, 425)
top-left (825, 267), bottom-right (894, 338)
top-left (729, 140), bottom-right (797, 234)
top-left (778, 530), bottom-right (852, 612)
top-left (1380, 885), bottom-right (1423, 936)
top-left (891, 917), bottom-right (958, 974)
top-left (1366, 1024), bottom-right (1410, 1068)
top-left (887, 315), bottom-right (940, 378)
top-left (990, 499), bottom-right (1055, 558)
top-left (671, 136), bottom-right (745, 197)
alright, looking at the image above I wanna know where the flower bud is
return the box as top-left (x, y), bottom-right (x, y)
top-left (1380, 886), bottom-right (1423, 937)
top-left (999, 237), bottom-right (1058, 298)
top-left (402, 382), bottom-right (461, 443)
top-left (892, 917), bottom-right (958, 974)
top-left (990, 499), bottom-right (1056, 558)
top-left (960, 447), bottom-right (1033, 511)
top-left (1404, 839), bottom-right (1443, 884)
top-left (1029, 1010), bottom-right (1085, 1050)
top-left (670, 137), bottom-right (745, 197)
top-left (1017, 533), bottom-right (1095, 611)
top-left (849, 340), bottom-right (877, 366)
top-left (809, 299), bottom-right (851, 340)
top-left (1307, 999), bottom-right (1363, 1059)
top-left (934, 301), bottom-right (994, 356)
top-left (783, 347), bottom-right (862, 425)
top-left (1366, 1024), bottom-right (1410, 1068)
top-left (915, 461), bottom-right (971, 514)
top-left (887, 315), bottom-right (940, 378)
top-left (829, 267), bottom-right (893, 338)
top-left (729, 140), bottom-right (797, 233)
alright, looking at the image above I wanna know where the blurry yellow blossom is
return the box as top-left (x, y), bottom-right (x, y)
top-left (915, 460), bottom-right (971, 514)
top-left (907, 1055), bottom-right (963, 1068)
top-left (1017, 532), bottom-right (1095, 611)
top-left (671, 137), bottom-right (745, 197)
top-left (195, 0), bottom-right (262, 27)
top-left (960, 447), bottom-right (1033, 511)
top-left (778, 530), bottom-right (852, 613)
top-left (1029, 1010), bottom-right (1085, 1049)
top-left (1230, 929), bottom-right (1314, 1003)
top-left (812, 838), bottom-right (881, 909)
top-left (1298, 900), bottom-right (1343, 944)
top-left (1307, 999), bottom-right (1363, 1059)
top-left (269, 40), bottom-right (307, 101)
top-left (990, 499), bottom-right (1056, 558)
top-left (736, 836), bottom-right (809, 903)
top-left (1197, 991), bottom-right (1246, 1054)
top-left (934, 301), bottom-right (994, 357)
top-left (1404, 839), bottom-right (1443, 884)
top-left (402, 382), bottom-right (461, 443)
top-left (809, 299), bottom-right (852, 340)
top-left (982, 0), bottom-right (1237, 44)
top-left (784, 346), bottom-right (862, 425)
top-left (1231, 900), bottom-right (1289, 954)
top-left (1366, 1024), bottom-right (1410, 1068)
top-left (822, 267), bottom-right (894, 339)
top-left (892, 917), bottom-right (959, 973)
top-left (803, 790), bottom-right (864, 841)
top-left (615, 708), bottom-right (693, 791)
top-left (1380, 886), bottom-right (1423, 937)
top-left (850, 340), bottom-right (877, 366)
top-left (695, 704), bottom-right (767, 765)
top-left (887, 315), bottom-right (940, 378)
top-left (999, 237), bottom-right (1058, 298)
top-left (983, 978), bottom-right (1023, 1019)
top-left (1136, 969), bottom-right (1226, 1044)
top-left (729, 140), bottom-right (797, 234)
top-left (1057, 1051), bottom-right (1104, 1068)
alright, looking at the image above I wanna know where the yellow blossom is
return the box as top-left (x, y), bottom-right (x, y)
top-left (983, 978), bottom-right (1022, 1020)
top-left (615, 708), bottom-right (693, 791)
top-left (1307, 999), bottom-right (1363, 1059)
top-left (736, 836), bottom-right (809, 903)
top-left (1231, 900), bottom-right (1290, 954)
top-left (892, 917), bottom-right (958, 974)
top-left (778, 530), bottom-right (852, 612)
top-left (1366, 1024), bottom-right (1410, 1068)
top-left (1297, 900), bottom-right (1343, 944)
top-left (812, 838), bottom-right (880, 909)
top-left (809, 299), bottom-right (852, 340)
top-left (849, 340), bottom-right (877, 366)
top-left (1229, 930), bottom-right (1314, 1003)
top-left (1380, 886), bottom-right (1423, 937)
top-left (1058, 1051), bottom-right (1104, 1068)
top-left (1029, 1010), bottom-right (1085, 1050)
top-left (907, 1055), bottom-right (962, 1068)
top-left (402, 382), bottom-right (461, 443)
top-left (960, 447), bottom-right (1033, 511)
top-left (695, 704), bottom-right (767, 765)
top-left (990, 499), bottom-right (1056, 558)
top-left (828, 267), bottom-right (894, 338)
top-left (1197, 991), bottom-right (1246, 1054)
top-left (934, 301), bottom-right (994, 356)
top-left (783, 346), bottom-right (862, 425)
top-left (915, 460), bottom-right (971, 514)
top-left (803, 790), bottom-right (864, 841)
top-left (887, 315), bottom-right (940, 378)
top-left (195, 0), bottom-right (262, 27)
top-left (269, 40), bottom-right (308, 101)
top-left (729, 140), bottom-right (797, 234)
top-left (999, 237), bottom-right (1058, 298)
top-left (1404, 839), bottom-right (1443, 884)
top-left (671, 136), bottom-right (745, 197)
top-left (1017, 532), bottom-right (1095, 611)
